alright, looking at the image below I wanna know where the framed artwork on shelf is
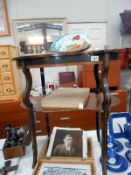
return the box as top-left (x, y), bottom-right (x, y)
top-left (67, 22), bottom-right (107, 50)
top-left (33, 161), bottom-right (96, 175)
top-left (0, 0), bottom-right (10, 36)
top-left (46, 127), bottom-right (87, 159)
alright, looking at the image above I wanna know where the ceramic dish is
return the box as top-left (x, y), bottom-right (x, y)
top-left (100, 154), bottom-right (128, 172)
top-left (127, 172), bottom-right (131, 175)
top-left (51, 32), bottom-right (91, 53)
top-left (108, 112), bottom-right (131, 138)
top-left (107, 156), bottom-right (128, 173)
top-left (107, 135), bottom-right (124, 152)
top-left (100, 152), bottom-right (128, 173)
top-left (107, 152), bottom-right (124, 166)
top-left (112, 139), bottom-right (124, 152)
top-left (125, 150), bottom-right (131, 162)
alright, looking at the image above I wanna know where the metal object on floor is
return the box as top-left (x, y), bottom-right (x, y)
top-left (0, 160), bottom-right (18, 175)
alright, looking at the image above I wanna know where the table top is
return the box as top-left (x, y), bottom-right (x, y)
top-left (13, 49), bottom-right (121, 68)
top-left (11, 49), bottom-right (123, 175)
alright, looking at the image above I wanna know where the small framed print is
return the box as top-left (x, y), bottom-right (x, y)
top-left (0, 0), bottom-right (10, 36)
top-left (33, 160), bottom-right (96, 175)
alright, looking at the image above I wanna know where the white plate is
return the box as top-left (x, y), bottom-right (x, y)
top-left (51, 32), bottom-right (91, 53)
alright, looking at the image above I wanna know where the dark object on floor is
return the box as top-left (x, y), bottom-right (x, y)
top-left (3, 126), bottom-right (30, 159)
top-left (4, 124), bottom-right (24, 147)
top-left (0, 160), bottom-right (18, 175)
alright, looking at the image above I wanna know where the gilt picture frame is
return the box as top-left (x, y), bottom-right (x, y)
top-left (0, 0), bottom-right (10, 36)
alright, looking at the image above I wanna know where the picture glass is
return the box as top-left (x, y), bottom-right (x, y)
top-left (14, 18), bottom-right (67, 55)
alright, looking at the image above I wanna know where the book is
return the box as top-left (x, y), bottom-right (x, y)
top-left (46, 127), bottom-right (87, 159)
top-left (41, 87), bottom-right (90, 110)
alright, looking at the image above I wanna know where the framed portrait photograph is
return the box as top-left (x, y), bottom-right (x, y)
top-left (46, 127), bottom-right (87, 159)
top-left (0, 0), bottom-right (10, 36)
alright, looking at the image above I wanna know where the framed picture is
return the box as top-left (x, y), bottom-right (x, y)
top-left (67, 22), bottom-right (107, 50)
top-left (0, 0), bottom-right (10, 36)
top-left (33, 130), bottom-right (96, 175)
top-left (33, 161), bottom-right (96, 175)
top-left (46, 127), bottom-right (87, 159)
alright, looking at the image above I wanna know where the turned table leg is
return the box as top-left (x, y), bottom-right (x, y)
top-left (101, 52), bottom-right (111, 175)
top-left (23, 68), bottom-right (38, 168)
top-left (45, 112), bottom-right (51, 137)
top-left (94, 64), bottom-right (102, 142)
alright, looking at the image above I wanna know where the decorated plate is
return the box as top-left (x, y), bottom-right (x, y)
top-left (107, 155), bottom-right (128, 173)
top-left (112, 139), bottom-right (124, 152)
top-left (100, 154), bottom-right (129, 173)
top-left (108, 112), bottom-right (131, 138)
top-left (107, 135), bottom-right (124, 152)
top-left (51, 32), bottom-right (91, 53)
top-left (125, 150), bottom-right (131, 162)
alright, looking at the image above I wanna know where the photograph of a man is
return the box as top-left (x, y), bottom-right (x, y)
top-left (51, 129), bottom-right (83, 157)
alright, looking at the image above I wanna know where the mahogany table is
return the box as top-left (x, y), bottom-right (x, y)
top-left (13, 49), bottom-right (121, 175)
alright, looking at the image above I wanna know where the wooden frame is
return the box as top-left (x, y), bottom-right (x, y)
top-left (33, 160), bottom-right (96, 175)
top-left (67, 22), bottom-right (107, 50)
top-left (0, 0), bottom-right (10, 36)
top-left (33, 137), bottom-right (96, 175)
top-left (13, 18), bottom-right (67, 55)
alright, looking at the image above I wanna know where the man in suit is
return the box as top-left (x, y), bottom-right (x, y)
top-left (52, 134), bottom-right (76, 156)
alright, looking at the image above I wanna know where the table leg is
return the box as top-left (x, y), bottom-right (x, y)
top-left (101, 107), bottom-right (110, 175)
top-left (45, 113), bottom-right (51, 137)
top-left (28, 110), bottom-right (38, 167)
top-left (101, 52), bottom-right (111, 175)
top-left (129, 88), bottom-right (131, 114)
top-left (94, 64), bottom-right (102, 142)
top-left (96, 112), bottom-right (101, 142)
top-left (23, 68), bottom-right (38, 168)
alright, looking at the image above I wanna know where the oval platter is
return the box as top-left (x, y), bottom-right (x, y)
top-left (51, 32), bottom-right (91, 53)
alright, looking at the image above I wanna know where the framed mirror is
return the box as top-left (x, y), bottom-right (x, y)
top-left (13, 18), bottom-right (67, 55)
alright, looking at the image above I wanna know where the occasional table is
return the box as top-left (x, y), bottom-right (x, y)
top-left (13, 49), bottom-right (121, 175)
